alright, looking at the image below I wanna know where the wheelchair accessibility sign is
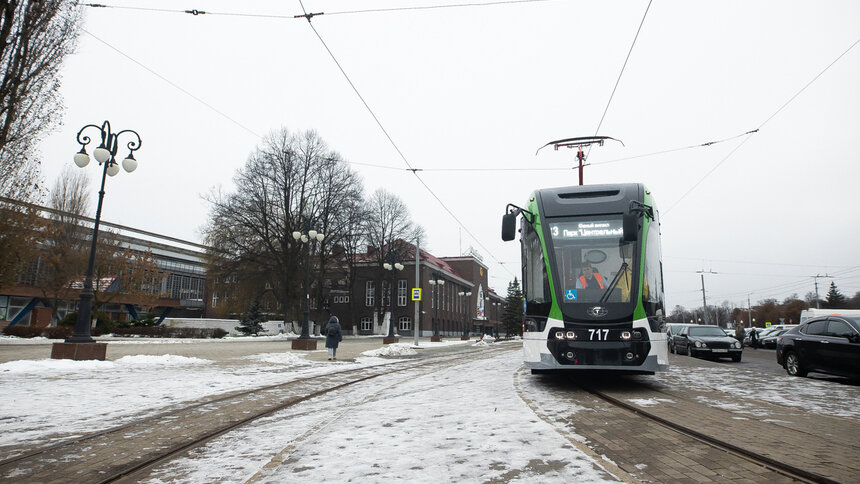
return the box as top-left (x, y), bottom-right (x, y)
top-left (565, 289), bottom-right (577, 301)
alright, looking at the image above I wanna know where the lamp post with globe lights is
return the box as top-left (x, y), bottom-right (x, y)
top-left (427, 273), bottom-right (445, 342)
top-left (383, 253), bottom-right (404, 344)
top-left (292, 219), bottom-right (324, 350)
top-left (458, 290), bottom-right (472, 340)
top-left (51, 121), bottom-right (141, 361)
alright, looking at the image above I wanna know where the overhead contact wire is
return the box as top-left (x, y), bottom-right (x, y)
top-left (664, 34), bottom-right (860, 216)
top-left (296, 1), bottom-right (515, 277)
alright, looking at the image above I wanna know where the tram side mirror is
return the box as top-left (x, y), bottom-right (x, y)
top-left (622, 214), bottom-right (638, 242)
top-left (501, 212), bottom-right (517, 241)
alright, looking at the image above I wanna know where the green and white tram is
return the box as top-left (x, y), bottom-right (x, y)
top-left (502, 183), bottom-right (668, 374)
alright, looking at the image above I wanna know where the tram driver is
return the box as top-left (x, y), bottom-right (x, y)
top-left (576, 261), bottom-right (605, 290)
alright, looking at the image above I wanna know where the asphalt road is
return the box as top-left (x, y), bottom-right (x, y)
top-left (681, 344), bottom-right (860, 387)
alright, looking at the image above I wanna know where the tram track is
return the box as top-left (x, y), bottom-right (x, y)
top-left (581, 385), bottom-right (839, 484)
top-left (515, 368), bottom-right (852, 483)
top-left (0, 346), bottom-right (513, 483)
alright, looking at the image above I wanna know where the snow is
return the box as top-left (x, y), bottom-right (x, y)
top-left (626, 397), bottom-right (674, 407)
top-left (1, 336), bottom-right (858, 482)
top-left (360, 342), bottom-right (418, 357)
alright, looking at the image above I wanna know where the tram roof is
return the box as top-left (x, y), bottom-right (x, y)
top-left (534, 183), bottom-right (644, 217)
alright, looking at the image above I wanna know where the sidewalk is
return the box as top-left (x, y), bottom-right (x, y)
top-left (0, 335), bottom-right (478, 364)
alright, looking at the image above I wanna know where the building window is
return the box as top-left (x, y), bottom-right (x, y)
top-left (399, 316), bottom-right (411, 331)
top-left (382, 280), bottom-right (391, 307)
top-left (397, 279), bottom-right (407, 306)
top-left (360, 317), bottom-right (372, 332)
top-left (333, 295), bottom-right (349, 304)
top-left (366, 281), bottom-right (375, 307)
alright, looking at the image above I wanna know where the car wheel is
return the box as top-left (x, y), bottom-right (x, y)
top-left (732, 354), bottom-right (741, 362)
top-left (784, 352), bottom-right (807, 377)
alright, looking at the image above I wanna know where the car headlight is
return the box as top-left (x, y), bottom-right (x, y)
top-left (733, 341), bottom-right (742, 349)
top-left (695, 341), bottom-right (703, 348)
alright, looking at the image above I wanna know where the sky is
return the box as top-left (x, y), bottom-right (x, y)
top-left (2, 336), bottom-right (858, 482)
top-left (35, 0), bottom-right (860, 311)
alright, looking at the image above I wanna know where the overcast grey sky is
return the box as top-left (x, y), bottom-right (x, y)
top-left (37, 0), bottom-right (860, 310)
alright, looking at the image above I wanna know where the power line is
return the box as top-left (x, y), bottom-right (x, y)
top-left (80, 28), bottom-right (262, 140)
top-left (663, 34), bottom-right (860, 216)
top-left (664, 255), bottom-right (854, 270)
top-left (82, 1), bottom-right (556, 19)
top-left (593, 0), bottom-right (652, 137)
top-left (295, 1), bottom-right (516, 278)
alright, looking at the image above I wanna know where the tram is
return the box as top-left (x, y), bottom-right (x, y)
top-left (501, 183), bottom-right (668, 374)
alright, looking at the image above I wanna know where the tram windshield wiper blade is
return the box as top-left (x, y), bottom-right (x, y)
top-left (599, 261), bottom-right (628, 304)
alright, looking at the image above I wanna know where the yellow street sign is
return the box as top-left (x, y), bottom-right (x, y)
top-left (411, 288), bottom-right (421, 301)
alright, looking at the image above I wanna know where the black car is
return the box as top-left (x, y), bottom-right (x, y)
top-left (759, 328), bottom-right (790, 349)
top-left (666, 323), bottom-right (689, 354)
top-left (672, 325), bottom-right (743, 361)
top-left (776, 316), bottom-right (860, 379)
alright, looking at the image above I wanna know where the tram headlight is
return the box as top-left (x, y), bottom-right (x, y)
top-left (695, 341), bottom-right (704, 348)
top-left (620, 331), bottom-right (631, 341)
top-left (554, 331), bottom-right (577, 340)
top-left (632, 330), bottom-right (642, 339)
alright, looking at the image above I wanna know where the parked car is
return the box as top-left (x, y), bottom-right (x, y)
top-left (666, 323), bottom-right (689, 354)
top-left (672, 325), bottom-right (743, 361)
top-left (759, 328), bottom-right (790, 349)
top-left (776, 316), bottom-right (860, 379)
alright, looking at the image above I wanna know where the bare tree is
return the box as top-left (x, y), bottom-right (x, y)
top-left (0, 0), bottom-right (81, 202)
top-left (203, 128), bottom-right (364, 323)
top-left (362, 188), bottom-right (423, 325)
top-left (0, 196), bottom-right (41, 289)
top-left (34, 165), bottom-right (91, 319)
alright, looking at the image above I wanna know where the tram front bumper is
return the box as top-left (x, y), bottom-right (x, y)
top-left (547, 340), bottom-right (652, 367)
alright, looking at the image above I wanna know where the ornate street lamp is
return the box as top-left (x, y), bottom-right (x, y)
top-left (428, 273), bottom-right (445, 342)
top-left (292, 219), bottom-right (324, 350)
top-left (458, 290), bottom-right (472, 340)
top-left (383, 254), bottom-right (404, 343)
top-left (52, 121), bottom-right (141, 361)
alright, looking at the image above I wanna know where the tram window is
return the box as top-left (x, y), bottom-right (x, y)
top-left (522, 221), bottom-right (551, 317)
top-left (642, 220), bottom-right (664, 319)
top-left (548, 217), bottom-right (633, 304)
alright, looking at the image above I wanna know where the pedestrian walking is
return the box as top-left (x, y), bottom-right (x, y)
top-left (734, 325), bottom-right (745, 342)
top-left (325, 315), bottom-right (343, 360)
top-left (749, 328), bottom-right (758, 349)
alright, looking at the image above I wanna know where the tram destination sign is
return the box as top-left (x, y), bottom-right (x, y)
top-left (550, 220), bottom-right (623, 239)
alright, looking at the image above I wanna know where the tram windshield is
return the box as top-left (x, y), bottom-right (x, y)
top-left (547, 217), bottom-right (635, 304)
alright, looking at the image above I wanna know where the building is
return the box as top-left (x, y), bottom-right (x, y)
top-left (326, 240), bottom-right (505, 337)
top-left (2, 213), bottom-right (506, 337)
top-left (0, 213), bottom-right (207, 330)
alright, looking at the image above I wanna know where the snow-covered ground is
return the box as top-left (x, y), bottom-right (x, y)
top-left (1, 336), bottom-right (857, 482)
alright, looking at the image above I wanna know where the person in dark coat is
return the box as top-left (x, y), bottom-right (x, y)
top-left (749, 328), bottom-right (758, 349)
top-left (324, 315), bottom-right (343, 360)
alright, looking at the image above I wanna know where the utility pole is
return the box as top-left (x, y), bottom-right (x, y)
top-left (811, 274), bottom-right (832, 309)
top-left (414, 237), bottom-right (421, 347)
top-left (747, 294), bottom-right (752, 328)
top-left (697, 269), bottom-right (717, 325)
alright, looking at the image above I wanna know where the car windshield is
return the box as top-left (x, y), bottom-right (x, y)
top-left (688, 327), bottom-right (727, 337)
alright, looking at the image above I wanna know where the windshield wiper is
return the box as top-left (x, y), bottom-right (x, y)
top-left (599, 261), bottom-right (628, 304)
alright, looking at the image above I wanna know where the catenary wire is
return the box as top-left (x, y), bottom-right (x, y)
top-left (81, 0), bottom-right (556, 18)
top-left (662, 34), bottom-right (860, 216)
top-left (80, 28), bottom-right (262, 140)
top-left (296, 0), bottom-right (516, 278)
top-left (592, 0), bottom-right (652, 137)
